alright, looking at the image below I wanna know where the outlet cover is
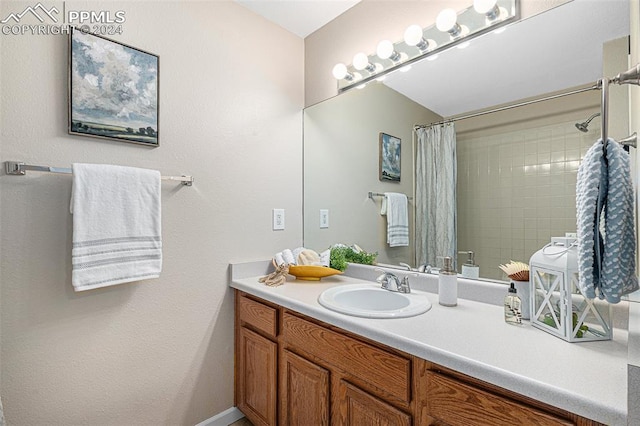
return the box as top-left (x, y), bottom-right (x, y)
top-left (320, 209), bottom-right (329, 228)
top-left (273, 209), bottom-right (285, 230)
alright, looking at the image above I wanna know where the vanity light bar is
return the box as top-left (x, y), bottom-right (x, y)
top-left (334, 0), bottom-right (519, 92)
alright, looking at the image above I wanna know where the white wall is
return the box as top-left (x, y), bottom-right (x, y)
top-left (0, 1), bottom-right (303, 424)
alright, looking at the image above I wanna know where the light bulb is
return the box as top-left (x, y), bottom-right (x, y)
top-left (436, 8), bottom-right (460, 36)
top-left (404, 25), bottom-right (430, 51)
top-left (377, 40), bottom-right (394, 59)
top-left (377, 40), bottom-right (402, 62)
top-left (353, 53), bottom-right (370, 71)
top-left (332, 63), bottom-right (348, 80)
top-left (404, 25), bottom-right (423, 46)
top-left (474, 0), bottom-right (503, 21)
top-left (473, 0), bottom-right (497, 14)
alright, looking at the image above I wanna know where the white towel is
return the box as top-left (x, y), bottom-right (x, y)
top-left (384, 192), bottom-right (409, 247)
top-left (70, 164), bottom-right (162, 291)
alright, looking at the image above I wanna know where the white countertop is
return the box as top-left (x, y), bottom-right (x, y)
top-left (230, 261), bottom-right (629, 425)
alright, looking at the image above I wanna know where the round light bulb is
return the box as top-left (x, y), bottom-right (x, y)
top-left (376, 40), bottom-right (394, 59)
top-left (352, 52), bottom-right (370, 71)
top-left (473, 0), bottom-right (497, 14)
top-left (404, 24), bottom-right (424, 47)
top-left (332, 63), bottom-right (348, 80)
top-left (436, 8), bottom-right (458, 32)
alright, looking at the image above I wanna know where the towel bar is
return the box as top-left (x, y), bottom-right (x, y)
top-left (4, 161), bottom-right (194, 186)
top-left (368, 191), bottom-right (413, 201)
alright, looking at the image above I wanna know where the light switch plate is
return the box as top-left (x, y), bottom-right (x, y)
top-left (273, 209), bottom-right (285, 230)
top-left (320, 209), bottom-right (329, 228)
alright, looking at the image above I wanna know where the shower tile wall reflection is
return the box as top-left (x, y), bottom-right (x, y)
top-left (456, 120), bottom-right (598, 281)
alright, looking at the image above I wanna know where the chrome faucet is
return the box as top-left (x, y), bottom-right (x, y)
top-left (376, 269), bottom-right (411, 293)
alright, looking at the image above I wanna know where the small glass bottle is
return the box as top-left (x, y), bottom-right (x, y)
top-left (504, 282), bottom-right (522, 325)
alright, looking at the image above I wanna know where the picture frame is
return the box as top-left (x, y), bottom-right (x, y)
top-left (379, 132), bottom-right (401, 182)
top-left (68, 27), bottom-right (159, 147)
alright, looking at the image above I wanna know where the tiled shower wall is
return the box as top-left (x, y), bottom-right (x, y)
top-left (456, 120), bottom-right (599, 280)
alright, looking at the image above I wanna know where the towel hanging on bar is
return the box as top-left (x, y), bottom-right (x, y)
top-left (70, 163), bottom-right (163, 291)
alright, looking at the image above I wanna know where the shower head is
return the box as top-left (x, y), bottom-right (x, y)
top-left (575, 113), bottom-right (600, 133)
top-left (575, 122), bottom-right (589, 132)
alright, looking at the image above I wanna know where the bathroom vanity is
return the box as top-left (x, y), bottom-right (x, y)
top-left (231, 261), bottom-right (628, 425)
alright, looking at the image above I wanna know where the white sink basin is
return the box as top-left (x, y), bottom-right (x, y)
top-left (318, 284), bottom-right (432, 318)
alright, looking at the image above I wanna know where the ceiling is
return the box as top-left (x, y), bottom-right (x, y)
top-left (235, 0), bottom-right (361, 38)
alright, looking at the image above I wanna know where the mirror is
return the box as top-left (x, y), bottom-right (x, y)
top-left (303, 0), bottom-right (631, 281)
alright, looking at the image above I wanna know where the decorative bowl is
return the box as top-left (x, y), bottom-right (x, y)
top-left (288, 265), bottom-right (342, 281)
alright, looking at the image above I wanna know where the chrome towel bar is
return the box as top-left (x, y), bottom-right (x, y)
top-left (4, 161), bottom-right (194, 186)
top-left (368, 191), bottom-right (413, 201)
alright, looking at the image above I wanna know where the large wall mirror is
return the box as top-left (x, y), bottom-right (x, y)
top-left (303, 0), bottom-right (632, 281)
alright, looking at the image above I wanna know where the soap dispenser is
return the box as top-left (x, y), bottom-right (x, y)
top-left (459, 251), bottom-right (479, 279)
top-left (438, 256), bottom-right (457, 307)
top-left (504, 282), bottom-right (522, 325)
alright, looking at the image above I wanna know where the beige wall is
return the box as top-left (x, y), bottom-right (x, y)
top-left (0, 1), bottom-right (303, 425)
top-left (304, 83), bottom-right (439, 266)
top-left (305, 0), bottom-right (570, 107)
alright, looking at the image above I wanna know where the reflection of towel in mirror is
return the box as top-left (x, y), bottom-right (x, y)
top-left (576, 139), bottom-right (638, 303)
top-left (70, 163), bottom-right (162, 292)
top-left (384, 192), bottom-right (408, 247)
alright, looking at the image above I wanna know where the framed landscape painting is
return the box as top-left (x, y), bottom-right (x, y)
top-left (69, 28), bottom-right (159, 146)
top-left (379, 133), bottom-right (401, 182)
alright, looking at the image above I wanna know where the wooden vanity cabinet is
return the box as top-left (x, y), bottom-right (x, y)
top-left (235, 293), bottom-right (279, 426)
top-left (234, 290), bottom-right (604, 426)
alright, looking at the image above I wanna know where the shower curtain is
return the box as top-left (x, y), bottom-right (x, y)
top-left (415, 123), bottom-right (457, 269)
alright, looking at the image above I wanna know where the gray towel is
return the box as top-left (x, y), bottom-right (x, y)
top-left (576, 139), bottom-right (638, 303)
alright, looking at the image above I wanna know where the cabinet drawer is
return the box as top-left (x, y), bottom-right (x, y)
top-left (283, 312), bottom-right (411, 403)
top-left (426, 371), bottom-right (575, 426)
top-left (238, 294), bottom-right (277, 338)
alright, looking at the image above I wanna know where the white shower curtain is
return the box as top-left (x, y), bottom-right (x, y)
top-left (415, 123), bottom-right (457, 269)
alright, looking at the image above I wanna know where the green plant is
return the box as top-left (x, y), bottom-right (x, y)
top-left (329, 246), bottom-right (378, 272)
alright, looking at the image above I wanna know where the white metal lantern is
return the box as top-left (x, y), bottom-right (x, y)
top-left (529, 236), bottom-right (612, 343)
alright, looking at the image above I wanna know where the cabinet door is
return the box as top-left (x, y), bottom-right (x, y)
top-left (337, 380), bottom-right (411, 426)
top-left (237, 327), bottom-right (277, 426)
top-left (281, 350), bottom-right (330, 426)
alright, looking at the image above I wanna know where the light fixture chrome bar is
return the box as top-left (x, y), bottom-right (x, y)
top-left (336, 0), bottom-right (519, 92)
top-left (414, 84), bottom-right (599, 130)
top-left (4, 161), bottom-right (194, 186)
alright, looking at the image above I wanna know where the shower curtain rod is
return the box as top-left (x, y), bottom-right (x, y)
top-left (414, 84), bottom-right (599, 131)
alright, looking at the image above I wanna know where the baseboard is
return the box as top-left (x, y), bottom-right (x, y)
top-left (195, 407), bottom-right (245, 426)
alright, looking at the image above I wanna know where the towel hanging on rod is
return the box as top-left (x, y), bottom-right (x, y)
top-left (4, 161), bottom-right (194, 186)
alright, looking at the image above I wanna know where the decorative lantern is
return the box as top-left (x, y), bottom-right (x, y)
top-left (529, 236), bottom-right (612, 343)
